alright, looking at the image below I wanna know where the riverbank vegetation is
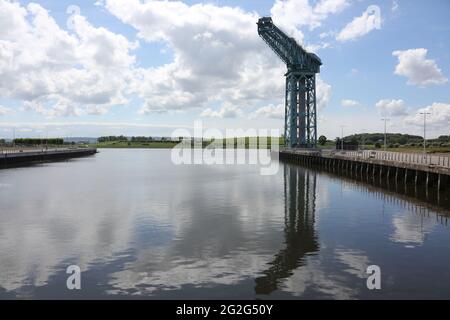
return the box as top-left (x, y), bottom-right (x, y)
top-left (89, 134), bottom-right (450, 153)
top-left (13, 138), bottom-right (64, 145)
top-left (92, 136), bottom-right (284, 149)
top-left (93, 140), bottom-right (181, 149)
top-left (338, 133), bottom-right (450, 153)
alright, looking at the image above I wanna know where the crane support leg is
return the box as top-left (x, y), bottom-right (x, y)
top-left (285, 72), bottom-right (317, 149)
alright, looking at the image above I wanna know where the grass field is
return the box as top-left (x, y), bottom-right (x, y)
top-left (91, 141), bottom-right (180, 149)
top-left (92, 137), bottom-right (284, 149)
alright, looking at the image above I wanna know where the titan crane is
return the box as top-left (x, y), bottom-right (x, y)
top-left (257, 17), bottom-right (322, 148)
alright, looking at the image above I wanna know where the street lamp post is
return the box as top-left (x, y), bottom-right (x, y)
top-left (340, 125), bottom-right (347, 151)
top-left (381, 117), bottom-right (390, 151)
top-left (420, 112), bottom-right (431, 159)
top-left (360, 129), bottom-right (366, 151)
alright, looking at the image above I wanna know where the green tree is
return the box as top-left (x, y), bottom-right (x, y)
top-left (398, 136), bottom-right (408, 145)
top-left (318, 135), bottom-right (327, 146)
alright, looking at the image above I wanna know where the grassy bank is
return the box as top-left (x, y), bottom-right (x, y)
top-left (92, 137), bottom-right (284, 149)
top-left (91, 140), bottom-right (450, 153)
top-left (91, 141), bottom-right (180, 148)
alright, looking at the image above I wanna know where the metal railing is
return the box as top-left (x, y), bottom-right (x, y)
top-left (0, 145), bottom-right (88, 155)
top-left (323, 149), bottom-right (450, 168)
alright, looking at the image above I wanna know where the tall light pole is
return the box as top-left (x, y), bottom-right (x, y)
top-left (360, 129), bottom-right (366, 151)
top-left (381, 117), bottom-right (390, 151)
top-left (340, 125), bottom-right (347, 151)
top-left (12, 127), bottom-right (15, 148)
top-left (420, 112), bottom-right (431, 158)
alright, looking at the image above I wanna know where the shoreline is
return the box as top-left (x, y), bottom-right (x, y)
top-left (90, 143), bottom-right (450, 154)
top-left (1, 147), bottom-right (97, 168)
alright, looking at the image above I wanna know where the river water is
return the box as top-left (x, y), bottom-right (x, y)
top-left (0, 149), bottom-right (449, 299)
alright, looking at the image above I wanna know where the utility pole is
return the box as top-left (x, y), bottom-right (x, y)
top-left (381, 117), bottom-right (390, 151)
top-left (12, 127), bottom-right (15, 148)
top-left (420, 112), bottom-right (431, 158)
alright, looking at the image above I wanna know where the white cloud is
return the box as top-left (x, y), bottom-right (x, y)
top-left (255, 104), bottom-right (284, 119)
top-left (0, 121), bottom-right (188, 128)
top-left (392, 48), bottom-right (448, 86)
top-left (375, 99), bottom-right (407, 116)
top-left (272, 0), bottom-right (349, 29)
top-left (23, 100), bottom-right (83, 118)
top-left (404, 103), bottom-right (450, 128)
top-left (200, 103), bottom-right (242, 119)
top-left (1, 0), bottom-right (334, 122)
top-left (341, 99), bottom-right (360, 107)
top-left (0, 105), bottom-right (12, 116)
top-left (103, 0), bottom-right (289, 115)
top-left (317, 76), bottom-right (332, 111)
top-left (104, 0), bottom-right (336, 116)
top-left (0, 1), bottom-right (136, 117)
top-left (271, 0), bottom-right (349, 42)
top-left (319, 31), bottom-right (334, 39)
top-left (306, 42), bottom-right (332, 52)
top-left (314, 0), bottom-right (349, 15)
top-left (337, 5), bottom-right (381, 42)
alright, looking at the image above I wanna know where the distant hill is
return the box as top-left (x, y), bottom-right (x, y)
top-left (341, 133), bottom-right (450, 147)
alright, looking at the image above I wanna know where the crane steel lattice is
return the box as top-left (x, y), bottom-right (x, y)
top-left (257, 17), bottom-right (322, 148)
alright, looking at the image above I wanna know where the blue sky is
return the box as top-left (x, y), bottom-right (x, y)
top-left (0, 0), bottom-right (449, 139)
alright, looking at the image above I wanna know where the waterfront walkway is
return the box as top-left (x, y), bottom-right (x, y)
top-left (324, 149), bottom-right (450, 168)
top-left (282, 148), bottom-right (450, 171)
top-left (279, 148), bottom-right (450, 190)
top-left (1, 147), bottom-right (87, 155)
top-left (1, 147), bottom-right (97, 167)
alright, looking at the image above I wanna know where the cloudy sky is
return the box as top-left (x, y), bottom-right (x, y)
top-left (0, 0), bottom-right (449, 139)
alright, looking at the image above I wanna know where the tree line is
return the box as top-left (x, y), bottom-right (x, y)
top-left (317, 133), bottom-right (450, 149)
top-left (98, 136), bottom-right (176, 142)
top-left (97, 135), bottom-right (129, 142)
top-left (13, 138), bottom-right (64, 145)
top-left (342, 133), bottom-right (450, 148)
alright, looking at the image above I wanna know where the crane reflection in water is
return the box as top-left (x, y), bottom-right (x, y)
top-left (255, 164), bottom-right (319, 294)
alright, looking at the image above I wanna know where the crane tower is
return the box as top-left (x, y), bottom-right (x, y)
top-left (258, 17), bottom-right (322, 148)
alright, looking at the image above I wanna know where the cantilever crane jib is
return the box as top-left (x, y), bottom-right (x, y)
top-left (257, 17), bottom-right (322, 149)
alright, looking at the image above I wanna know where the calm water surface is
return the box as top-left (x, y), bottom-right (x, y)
top-left (0, 149), bottom-right (450, 299)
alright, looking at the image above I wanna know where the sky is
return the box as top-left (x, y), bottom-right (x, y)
top-left (0, 0), bottom-right (449, 139)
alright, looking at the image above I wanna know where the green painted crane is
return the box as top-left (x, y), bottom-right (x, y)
top-left (258, 17), bottom-right (322, 148)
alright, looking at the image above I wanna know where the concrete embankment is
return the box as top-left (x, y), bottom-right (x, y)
top-left (1, 148), bottom-right (98, 168)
